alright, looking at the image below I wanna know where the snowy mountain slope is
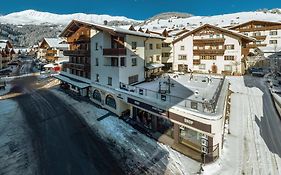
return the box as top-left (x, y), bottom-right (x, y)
top-left (140, 11), bottom-right (281, 30)
top-left (0, 10), bottom-right (140, 25)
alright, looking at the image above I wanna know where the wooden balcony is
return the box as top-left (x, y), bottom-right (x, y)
top-left (47, 50), bottom-right (57, 54)
top-left (246, 43), bottom-right (267, 48)
top-left (193, 38), bottom-right (225, 45)
top-left (64, 63), bottom-right (90, 72)
top-left (63, 50), bottom-right (90, 57)
top-left (103, 48), bottom-right (126, 56)
top-left (193, 49), bottom-right (225, 56)
top-left (252, 35), bottom-right (266, 40)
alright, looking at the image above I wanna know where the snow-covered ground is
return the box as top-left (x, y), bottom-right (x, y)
top-left (51, 88), bottom-right (201, 175)
top-left (203, 76), bottom-right (281, 175)
top-left (0, 99), bottom-right (38, 174)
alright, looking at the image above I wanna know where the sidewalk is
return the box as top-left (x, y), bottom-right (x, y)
top-left (51, 87), bottom-right (201, 175)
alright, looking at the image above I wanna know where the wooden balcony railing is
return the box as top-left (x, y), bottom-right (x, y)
top-left (63, 50), bottom-right (90, 57)
top-left (103, 48), bottom-right (126, 56)
top-left (193, 49), bottom-right (225, 56)
top-left (246, 43), bottom-right (267, 48)
top-left (193, 38), bottom-right (225, 45)
top-left (252, 35), bottom-right (266, 40)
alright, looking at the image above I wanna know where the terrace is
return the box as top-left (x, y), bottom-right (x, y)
top-left (119, 73), bottom-right (226, 115)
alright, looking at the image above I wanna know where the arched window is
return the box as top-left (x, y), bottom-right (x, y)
top-left (105, 95), bottom-right (116, 109)
top-left (93, 90), bottom-right (101, 102)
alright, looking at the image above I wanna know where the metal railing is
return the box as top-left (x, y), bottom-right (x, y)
top-left (119, 77), bottom-right (225, 114)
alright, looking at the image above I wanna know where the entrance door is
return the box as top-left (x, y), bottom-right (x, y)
top-left (211, 64), bottom-right (217, 74)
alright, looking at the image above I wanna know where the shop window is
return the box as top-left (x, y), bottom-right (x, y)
top-left (105, 95), bottom-right (116, 109)
top-left (179, 126), bottom-right (201, 148)
top-left (93, 90), bottom-right (101, 102)
top-left (134, 108), bottom-right (153, 130)
top-left (157, 117), bottom-right (174, 138)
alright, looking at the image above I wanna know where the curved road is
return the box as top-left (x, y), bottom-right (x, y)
top-left (8, 75), bottom-right (124, 174)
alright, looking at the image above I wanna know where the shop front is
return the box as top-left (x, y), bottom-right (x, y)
top-left (128, 98), bottom-right (174, 139)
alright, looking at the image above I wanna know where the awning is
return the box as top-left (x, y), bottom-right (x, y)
top-left (44, 63), bottom-right (55, 68)
top-left (145, 63), bottom-right (165, 70)
top-left (54, 74), bottom-right (90, 89)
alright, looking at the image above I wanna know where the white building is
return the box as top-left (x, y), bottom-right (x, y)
top-left (172, 24), bottom-right (254, 75)
top-left (228, 20), bottom-right (281, 57)
top-left (38, 38), bottom-right (69, 63)
top-left (55, 20), bottom-right (229, 163)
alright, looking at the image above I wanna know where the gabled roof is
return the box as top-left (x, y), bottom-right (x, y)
top-left (60, 20), bottom-right (165, 40)
top-left (229, 20), bottom-right (281, 30)
top-left (172, 24), bottom-right (255, 44)
top-left (39, 38), bottom-right (69, 49)
top-left (0, 40), bottom-right (13, 49)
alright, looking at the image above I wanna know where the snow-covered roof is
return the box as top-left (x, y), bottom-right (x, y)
top-left (228, 20), bottom-right (281, 30)
top-left (60, 20), bottom-right (165, 40)
top-left (173, 24), bottom-right (255, 44)
top-left (42, 38), bottom-right (69, 49)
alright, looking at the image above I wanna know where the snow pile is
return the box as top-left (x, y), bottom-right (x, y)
top-left (0, 9), bottom-right (139, 25)
top-left (51, 89), bottom-right (200, 174)
top-left (0, 100), bottom-right (38, 174)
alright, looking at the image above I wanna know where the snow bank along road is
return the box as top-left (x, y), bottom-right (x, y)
top-left (204, 76), bottom-right (281, 175)
top-left (0, 76), bottom-right (124, 175)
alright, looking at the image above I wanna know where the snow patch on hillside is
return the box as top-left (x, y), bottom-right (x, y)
top-left (0, 10), bottom-right (140, 25)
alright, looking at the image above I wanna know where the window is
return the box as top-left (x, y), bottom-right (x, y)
top-left (156, 55), bottom-right (160, 61)
top-left (270, 31), bottom-right (278, 36)
top-left (96, 58), bottom-right (99, 66)
top-left (180, 46), bottom-right (185, 50)
top-left (93, 90), bottom-right (101, 102)
top-left (253, 32), bottom-right (261, 36)
top-left (96, 74), bottom-right (99, 82)
top-left (224, 65), bottom-right (232, 71)
top-left (255, 40), bottom-right (262, 45)
top-left (269, 40), bottom-right (278, 44)
top-left (149, 44), bottom-right (153, 50)
top-left (162, 43), bottom-right (170, 47)
top-left (105, 95), bottom-right (116, 109)
top-left (224, 56), bottom-right (235, 60)
top-left (162, 52), bottom-right (170, 57)
top-left (132, 42), bottom-right (137, 50)
top-left (108, 77), bottom-right (112, 86)
top-left (225, 45), bottom-right (234, 50)
top-left (243, 32), bottom-right (248, 36)
top-left (200, 55), bottom-right (216, 60)
top-left (209, 34), bottom-right (214, 38)
top-left (128, 75), bottom-right (139, 84)
top-left (156, 43), bottom-right (161, 49)
top-left (120, 57), bottom-right (126, 66)
top-left (95, 42), bottom-right (98, 50)
top-left (132, 57), bottom-right (137, 66)
top-left (178, 55), bottom-right (187, 60)
top-left (193, 59), bottom-right (200, 65)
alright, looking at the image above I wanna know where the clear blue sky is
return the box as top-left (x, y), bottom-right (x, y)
top-left (0, 0), bottom-right (280, 20)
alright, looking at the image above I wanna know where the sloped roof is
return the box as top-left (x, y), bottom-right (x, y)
top-left (60, 20), bottom-right (165, 40)
top-left (229, 20), bottom-right (281, 30)
top-left (173, 24), bottom-right (255, 44)
top-left (40, 38), bottom-right (69, 49)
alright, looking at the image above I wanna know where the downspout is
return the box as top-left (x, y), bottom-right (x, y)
top-left (144, 37), bottom-right (149, 79)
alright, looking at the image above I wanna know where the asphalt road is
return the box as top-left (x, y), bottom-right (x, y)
top-left (7, 62), bottom-right (124, 174)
